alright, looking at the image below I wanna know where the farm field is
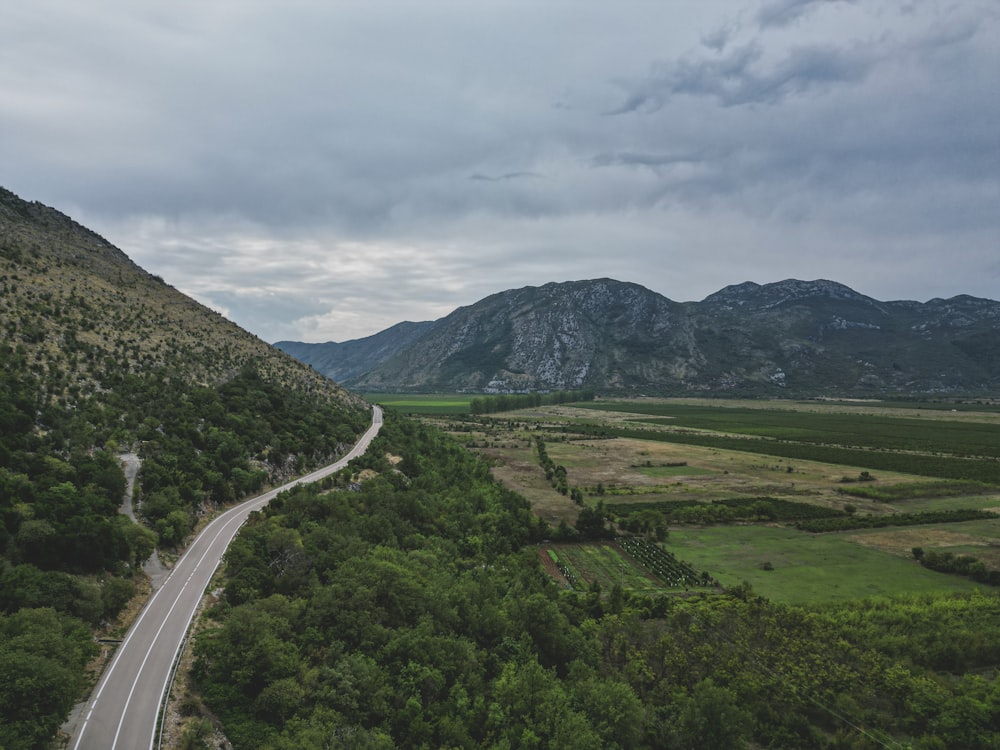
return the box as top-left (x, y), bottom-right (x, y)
top-left (577, 396), bottom-right (1000, 426)
top-left (475, 430), bottom-right (962, 525)
top-left (666, 525), bottom-right (991, 605)
top-left (363, 393), bottom-right (473, 414)
top-left (542, 538), bottom-right (713, 596)
top-left (543, 543), bottom-right (670, 596)
top-left (421, 396), bottom-right (1000, 605)
top-left (848, 517), bottom-right (1000, 570)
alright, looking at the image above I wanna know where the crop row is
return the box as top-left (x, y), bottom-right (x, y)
top-left (561, 423), bottom-right (1000, 485)
top-left (547, 549), bottom-right (583, 590)
top-left (796, 508), bottom-right (996, 533)
top-left (618, 536), bottom-right (711, 587)
top-left (573, 402), bottom-right (1000, 459)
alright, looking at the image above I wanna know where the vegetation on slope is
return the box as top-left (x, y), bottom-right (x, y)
top-left (0, 187), bottom-right (369, 748)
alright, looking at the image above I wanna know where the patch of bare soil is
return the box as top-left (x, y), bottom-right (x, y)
top-left (488, 449), bottom-right (580, 525)
top-left (850, 528), bottom-right (1000, 568)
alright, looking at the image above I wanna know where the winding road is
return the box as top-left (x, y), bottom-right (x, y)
top-left (67, 405), bottom-right (383, 750)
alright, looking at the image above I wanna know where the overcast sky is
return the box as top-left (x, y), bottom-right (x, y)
top-left (3, 0), bottom-right (998, 342)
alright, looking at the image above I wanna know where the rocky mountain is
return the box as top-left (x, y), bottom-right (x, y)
top-left (278, 278), bottom-right (1000, 395)
top-left (276, 320), bottom-right (435, 383)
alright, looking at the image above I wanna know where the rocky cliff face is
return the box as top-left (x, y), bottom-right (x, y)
top-left (280, 278), bottom-right (1000, 396)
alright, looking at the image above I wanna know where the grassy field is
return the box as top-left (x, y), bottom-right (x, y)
top-left (480, 431), bottom-right (936, 521)
top-left (667, 525), bottom-right (991, 605)
top-left (634, 464), bottom-right (716, 478)
top-left (419, 396), bottom-right (1000, 604)
top-left (363, 393), bottom-right (474, 414)
top-left (848, 517), bottom-right (1000, 569)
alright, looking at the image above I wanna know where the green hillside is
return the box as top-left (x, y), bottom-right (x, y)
top-left (0, 188), bottom-right (368, 749)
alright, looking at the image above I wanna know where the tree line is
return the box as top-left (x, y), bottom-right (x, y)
top-left (796, 508), bottom-right (995, 533)
top-left (470, 389), bottom-right (595, 415)
top-left (913, 547), bottom-right (1000, 587)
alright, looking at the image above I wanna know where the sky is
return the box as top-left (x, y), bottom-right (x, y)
top-left (2, 0), bottom-right (998, 343)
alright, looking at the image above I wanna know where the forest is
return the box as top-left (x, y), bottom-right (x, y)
top-left (188, 412), bottom-right (1000, 749)
top-left (0, 349), bottom-right (367, 750)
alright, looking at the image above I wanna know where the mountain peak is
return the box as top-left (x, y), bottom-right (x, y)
top-left (702, 279), bottom-right (873, 310)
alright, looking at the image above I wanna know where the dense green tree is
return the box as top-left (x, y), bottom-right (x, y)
top-left (575, 501), bottom-right (613, 540)
top-left (0, 608), bottom-right (96, 750)
top-left (567, 662), bottom-right (644, 750)
top-left (486, 657), bottom-right (602, 749)
top-left (672, 678), bottom-right (751, 750)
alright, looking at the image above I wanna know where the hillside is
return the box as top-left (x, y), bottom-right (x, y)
top-left (0, 187), bottom-right (369, 749)
top-left (277, 278), bottom-right (1000, 395)
top-left (0, 187), bottom-right (364, 405)
top-left (276, 320), bottom-right (435, 383)
top-left (0, 185), bottom-right (369, 544)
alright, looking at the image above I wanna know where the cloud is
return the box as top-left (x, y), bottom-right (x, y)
top-left (469, 172), bottom-right (543, 182)
top-left (1, 0), bottom-right (997, 342)
top-left (756, 0), bottom-right (855, 29)
top-left (610, 37), bottom-right (883, 113)
top-left (701, 22), bottom-right (737, 52)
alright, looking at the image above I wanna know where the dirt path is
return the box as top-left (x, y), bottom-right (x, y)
top-left (119, 452), bottom-right (141, 522)
top-left (119, 452), bottom-right (171, 588)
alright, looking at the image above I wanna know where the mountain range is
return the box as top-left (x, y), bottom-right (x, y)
top-left (3, 183), bottom-right (995, 398)
top-left (277, 278), bottom-right (1000, 396)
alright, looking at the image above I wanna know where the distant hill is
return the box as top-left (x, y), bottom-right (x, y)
top-left (276, 320), bottom-right (436, 383)
top-left (277, 278), bottom-right (1000, 395)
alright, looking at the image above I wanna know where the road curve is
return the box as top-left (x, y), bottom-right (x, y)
top-left (68, 405), bottom-right (383, 750)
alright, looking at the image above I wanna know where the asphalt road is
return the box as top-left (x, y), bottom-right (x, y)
top-left (68, 405), bottom-right (383, 750)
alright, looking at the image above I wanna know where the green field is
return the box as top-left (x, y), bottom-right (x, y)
top-left (538, 525), bottom-right (991, 606)
top-left (545, 543), bottom-right (685, 596)
top-left (667, 525), bottom-right (990, 605)
top-left (575, 400), bottom-right (1000, 457)
top-left (363, 393), bottom-right (474, 414)
top-left (434, 396), bottom-right (1000, 605)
